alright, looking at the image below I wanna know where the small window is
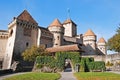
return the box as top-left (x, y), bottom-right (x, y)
top-left (9, 29), bottom-right (13, 37)
top-left (57, 36), bottom-right (59, 40)
top-left (26, 42), bottom-right (29, 47)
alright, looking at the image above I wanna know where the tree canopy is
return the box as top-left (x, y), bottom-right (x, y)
top-left (107, 27), bottom-right (120, 52)
top-left (22, 45), bottom-right (48, 62)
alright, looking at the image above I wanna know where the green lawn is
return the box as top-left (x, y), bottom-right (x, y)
top-left (74, 72), bottom-right (120, 80)
top-left (4, 72), bottom-right (61, 80)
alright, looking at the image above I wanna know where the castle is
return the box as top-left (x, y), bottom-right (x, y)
top-left (0, 10), bottom-right (107, 70)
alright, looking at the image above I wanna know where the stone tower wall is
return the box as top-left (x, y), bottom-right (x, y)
top-left (63, 23), bottom-right (76, 37)
top-left (0, 32), bottom-right (8, 61)
top-left (83, 36), bottom-right (96, 54)
top-left (13, 20), bottom-right (38, 56)
top-left (2, 18), bottom-right (38, 69)
top-left (48, 26), bottom-right (64, 47)
top-left (97, 42), bottom-right (107, 55)
top-left (3, 19), bottom-right (17, 69)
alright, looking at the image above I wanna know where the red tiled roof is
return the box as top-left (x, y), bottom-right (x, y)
top-left (49, 19), bottom-right (62, 27)
top-left (17, 10), bottom-right (37, 24)
top-left (84, 29), bottom-right (96, 36)
top-left (46, 44), bottom-right (82, 53)
top-left (98, 37), bottom-right (106, 43)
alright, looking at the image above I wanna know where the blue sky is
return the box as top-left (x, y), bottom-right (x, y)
top-left (0, 0), bottom-right (120, 43)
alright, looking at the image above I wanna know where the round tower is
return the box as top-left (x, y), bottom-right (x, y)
top-left (97, 37), bottom-right (107, 55)
top-left (48, 19), bottom-right (64, 47)
top-left (83, 29), bottom-right (96, 54)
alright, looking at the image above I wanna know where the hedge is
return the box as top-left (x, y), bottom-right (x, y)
top-left (88, 61), bottom-right (106, 72)
top-left (79, 57), bottom-right (105, 72)
top-left (35, 52), bottom-right (80, 71)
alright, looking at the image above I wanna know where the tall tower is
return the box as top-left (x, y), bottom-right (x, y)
top-left (97, 37), bottom-right (107, 55)
top-left (63, 19), bottom-right (77, 37)
top-left (2, 10), bottom-right (38, 69)
top-left (83, 29), bottom-right (96, 54)
top-left (48, 19), bottom-right (64, 47)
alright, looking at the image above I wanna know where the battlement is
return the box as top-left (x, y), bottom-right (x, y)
top-left (0, 30), bottom-right (8, 39)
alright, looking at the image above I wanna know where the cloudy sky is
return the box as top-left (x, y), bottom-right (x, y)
top-left (0, 0), bottom-right (120, 43)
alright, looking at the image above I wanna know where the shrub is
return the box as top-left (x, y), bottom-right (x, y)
top-left (88, 61), bottom-right (106, 72)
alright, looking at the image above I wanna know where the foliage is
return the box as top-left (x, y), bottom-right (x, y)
top-left (88, 61), bottom-right (106, 71)
top-left (107, 27), bottom-right (120, 52)
top-left (79, 58), bottom-right (85, 72)
top-left (106, 61), bottom-right (113, 67)
top-left (79, 57), bottom-right (94, 72)
top-left (35, 52), bottom-right (80, 71)
top-left (79, 58), bottom-right (105, 72)
top-left (4, 72), bottom-right (60, 80)
top-left (74, 72), bottom-right (120, 80)
top-left (22, 45), bottom-right (48, 62)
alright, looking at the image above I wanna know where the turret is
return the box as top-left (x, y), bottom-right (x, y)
top-left (83, 29), bottom-right (96, 54)
top-left (48, 19), bottom-right (64, 47)
top-left (97, 37), bottom-right (107, 55)
top-left (63, 19), bottom-right (77, 37)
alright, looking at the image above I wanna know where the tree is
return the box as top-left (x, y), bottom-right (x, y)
top-left (107, 27), bottom-right (120, 52)
top-left (106, 61), bottom-right (113, 70)
top-left (22, 45), bottom-right (48, 62)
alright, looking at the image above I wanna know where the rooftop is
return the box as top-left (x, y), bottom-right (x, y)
top-left (46, 44), bottom-right (83, 53)
top-left (63, 18), bottom-right (77, 26)
top-left (98, 37), bottom-right (106, 43)
top-left (84, 29), bottom-right (96, 36)
top-left (49, 19), bottom-right (62, 27)
top-left (17, 10), bottom-right (38, 24)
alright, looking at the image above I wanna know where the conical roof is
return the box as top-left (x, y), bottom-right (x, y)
top-left (84, 29), bottom-right (96, 36)
top-left (98, 37), bottom-right (106, 43)
top-left (63, 19), bottom-right (76, 26)
top-left (49, 19), bottom-right (62, 27)
top-left (17, 10), bottom-right (37, 24)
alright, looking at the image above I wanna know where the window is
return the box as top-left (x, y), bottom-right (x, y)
top-left (57, 36), bottom-right (59, 40)
top-left (26, 42), bottom-right (29, 47)
top-left (9, 29), bottom-right (13, 37)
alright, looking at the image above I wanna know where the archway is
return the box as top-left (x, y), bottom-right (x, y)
top-left (64, 59), bottom-right (72, 72)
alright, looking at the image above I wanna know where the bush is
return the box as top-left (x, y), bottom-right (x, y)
top-left (88, 61), bottom-right (106, 72)
top-left (35, 52), bottom-right (81, 72)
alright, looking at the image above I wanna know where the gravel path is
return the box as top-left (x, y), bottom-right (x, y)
top-left (109, 71), bottom-right (120, 74)
top-left (0, 72), bottom-right (27, 80)
top-left (59, 72), bottom-right (77, 80)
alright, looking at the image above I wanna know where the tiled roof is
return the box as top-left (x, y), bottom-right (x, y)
top-left (17, 10), bottom-right (37, 24)
top-left (63, 19), bottom-right (77, 26)
top-left (98, 37), bottom-right (106, 43)
top-left (46, 44), bottom-right (82, 53)
top-left (49, 19), bottom-right (62, 27)
top-left (84, 29), bottom-right (96, 36)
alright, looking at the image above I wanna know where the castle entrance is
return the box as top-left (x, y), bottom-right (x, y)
top-left (64, 59), bottom-right (72, 72)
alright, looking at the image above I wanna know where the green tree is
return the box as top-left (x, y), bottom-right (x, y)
top-left (107, 27), bottom-right (120, 52)
top-left (22, 45), bottom-right (48, 62)
top-left (106, 61), bottom-right (113, 69)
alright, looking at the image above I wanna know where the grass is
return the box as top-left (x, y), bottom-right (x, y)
top-left (4, 72), bottom-right (61, 80)
top-left (74, 72), bottom-right (120, 80)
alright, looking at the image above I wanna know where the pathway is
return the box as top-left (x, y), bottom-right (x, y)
top-left (109, 71), bottom-right (120, 74)
top-left (0, 72), bottom-right (27, 80)
top-left (59, 72), bottom-right (77, 80)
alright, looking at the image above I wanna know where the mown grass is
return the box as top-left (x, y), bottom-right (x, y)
top-left (4, 72), bottom-right (61, 80)
top-left (74, 72), bottom-right (120, 80)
